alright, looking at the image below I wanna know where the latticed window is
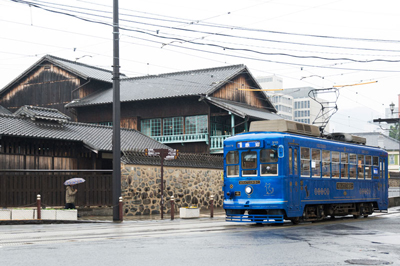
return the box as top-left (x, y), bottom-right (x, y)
top-left (185, 115), bottom-right (208, 134)
top-left (141, 118), bottom-right (161, 136)
top-left (163, 117), bottom-right (183, 135)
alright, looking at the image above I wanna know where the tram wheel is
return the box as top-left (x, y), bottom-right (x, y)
top-left (363, 215), bottom-right (369, 218)
top-left (353, 215), bottom-right (360, 219)
top-left (291, 217), bottom-right (300, 225)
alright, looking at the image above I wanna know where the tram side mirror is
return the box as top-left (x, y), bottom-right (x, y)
top-left (278, 145), bottom-right (284, 158)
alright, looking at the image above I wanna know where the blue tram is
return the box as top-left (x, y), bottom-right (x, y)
top-left (223, 120), bottom-right (388, 224)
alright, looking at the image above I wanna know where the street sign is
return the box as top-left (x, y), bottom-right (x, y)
top-left (143, 148), bottom-right (179, 220)
top-left (144, 148), bottom-right (160, 156)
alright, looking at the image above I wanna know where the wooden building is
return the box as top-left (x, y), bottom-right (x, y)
top-left (66, 64), bottom-right (281, 154)
top-left (0, 56), bottom-right (281, 154)
top-left (0, 55), bottom-right (124, 121)
top-left (0, 105), bottom-right (169, 207)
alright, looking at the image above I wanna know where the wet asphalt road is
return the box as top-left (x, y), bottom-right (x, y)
top-left (1, 209), bottom-right (400, 266)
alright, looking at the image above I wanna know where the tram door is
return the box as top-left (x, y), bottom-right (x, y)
top-left (288, 146), bottom-right (300, 213)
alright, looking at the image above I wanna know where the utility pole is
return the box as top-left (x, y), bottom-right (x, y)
top-left (112, 0), bottom-right (121, 222)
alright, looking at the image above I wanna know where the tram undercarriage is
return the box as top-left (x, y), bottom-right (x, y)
top-left (290, 202), bottom-right (376, 224)
top-left (225, 202), bottom-right (376, 224)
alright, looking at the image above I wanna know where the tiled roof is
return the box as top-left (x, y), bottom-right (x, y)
top-left (0, 105), bottom-right (11, 114)
top-left (66, 64), bottom-right (249, 107)
top-left (206, 97), bottom-right (280, 120)
top-left (351, 132), bottom-right (400, 150)
top-left (13, 105), bottom-right (71, 122)
top-left (0, 113), bottom-right (169, 152)
top-left (47, 55), bottom-right (121, 83)
top-left (1, 55), bottom-right (125, 94)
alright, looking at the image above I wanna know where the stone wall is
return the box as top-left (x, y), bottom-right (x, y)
top-left (121, 164), bottom-right (223, 216)
top-left (389, 178), bottom-right (400, 188)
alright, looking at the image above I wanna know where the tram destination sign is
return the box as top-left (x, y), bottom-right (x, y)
top-left (237, 141), bottom-right (261, 149)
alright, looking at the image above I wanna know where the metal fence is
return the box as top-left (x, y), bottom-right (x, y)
top-left (0, 171), bottom-right (112, 208)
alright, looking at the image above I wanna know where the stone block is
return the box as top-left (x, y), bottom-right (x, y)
top-left (179, 208), bottom-right (199, 219)
top-left (0, 210), bottom-right (11, 220)
top-left (11, 210), bottom-right (34, 220)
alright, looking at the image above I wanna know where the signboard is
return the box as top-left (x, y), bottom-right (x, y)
top-left (236, 141), bottom-right (261, 149)
top-left (144, 148), bottom-right (179, 159)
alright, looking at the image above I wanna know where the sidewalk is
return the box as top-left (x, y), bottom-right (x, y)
top-left (0, 207), bottom-right (226, 225)
top-left (78, 207), bottom-right (226, 222)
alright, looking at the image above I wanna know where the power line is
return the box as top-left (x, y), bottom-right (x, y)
top-left (10, 0), bottom-right (400, 55)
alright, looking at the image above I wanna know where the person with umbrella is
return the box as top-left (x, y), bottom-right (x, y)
top-left (64, 178), bottom-right (85, 209)
top-left (65, 184), bottom-right (78, 209)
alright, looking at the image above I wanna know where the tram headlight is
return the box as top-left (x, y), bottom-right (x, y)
top-left (245, 186), bottom-right (253, 195)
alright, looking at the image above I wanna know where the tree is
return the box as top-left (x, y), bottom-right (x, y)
top-left (389, 123), bottom-right (400, 140)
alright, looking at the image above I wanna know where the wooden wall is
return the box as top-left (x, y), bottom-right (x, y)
top-left (0, 64), bottom-right (80, 118)
top-left (75, 96), bottom-right (210, 130)
top-left (211, 74), bottom-right (270, 109)
top-left (0, 137), bottom-right (105, 170)
top-left (0, 62), bottom-right (111, 122)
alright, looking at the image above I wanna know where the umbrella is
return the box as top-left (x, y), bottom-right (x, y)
top-left (64, 177), bottom-right (85, 186)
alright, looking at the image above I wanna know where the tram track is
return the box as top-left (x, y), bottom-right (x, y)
top-left (1, 211), bottom-right (397, 247)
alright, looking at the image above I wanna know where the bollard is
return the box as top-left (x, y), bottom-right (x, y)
top-left (37, 194), bottom-right (41, 220)
top-left (210, 195), bottom-right (214, 218)
top-left (119, 196), bottom-right (123, 222)
top-left (170, 196), bottom-right (175, 220)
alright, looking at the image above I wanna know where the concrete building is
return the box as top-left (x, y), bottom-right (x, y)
top-left (257, 75), bottom-right (283, 91)
top-left (283, 87), bottom-right (331, 132)
top-left (352, 132), bottom-right (400, 173)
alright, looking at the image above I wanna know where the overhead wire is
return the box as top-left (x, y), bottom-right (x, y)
top-left (3, 0), bottom-right (400, 123)
top-left (9, 0), bottom-right (400, 55)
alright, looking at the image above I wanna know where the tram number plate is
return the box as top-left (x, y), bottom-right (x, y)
top-left (239, 180), bottom-right (260, 185)
top-left (235, 191), bottom-right (241, 196)
top-left (336, 182), bottom-right (354, 190)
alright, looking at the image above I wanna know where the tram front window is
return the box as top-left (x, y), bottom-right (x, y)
top-left (242, 151), bottom-right (257, 176)
top-left (226, 151), bottom-right (239, 177)
top-left (260, 149), bottom-right (278, 176)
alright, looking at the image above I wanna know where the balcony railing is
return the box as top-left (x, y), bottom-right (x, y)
top-left (152, 133), bottom-right (209, 144)
top-left (151, 134), bottom-right (231, 152)
top-left (210, 135), bottom-right (231, 151)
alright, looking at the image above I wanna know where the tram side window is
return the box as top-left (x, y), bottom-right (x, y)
top-left (322, 150), bottom-right (330, 178)
top-left (260, 149), bottom-right (278, 176)
top-left (226, 151), bottom-right (239, 177)
top-left (300, 147), bottom-right (310, 177)
top-left (380, 158), bottom-right (385, 180)
top-left (358, 155), bottom-right (365, 179)
top-left (311, 149), bottom-right (321, 178)
top-left (349, 153), bottom-right (357, 179)
top-left (242, 151), bottom-right (257, 176)
top-left (341, 152), bottom-right (349, 179)
top-left (332, 151), bottom-right (340, 178)
top-left (373, 156), bottom-right (379, 178)
top-left (365, 155), bottom-right (372, 180)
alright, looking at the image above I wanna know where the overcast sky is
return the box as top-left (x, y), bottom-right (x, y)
top-left (1, 0), bottom-right (399, 133)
